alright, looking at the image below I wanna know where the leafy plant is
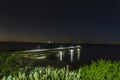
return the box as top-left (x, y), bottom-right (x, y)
top-left (1, 52), bottom-right (120, 80)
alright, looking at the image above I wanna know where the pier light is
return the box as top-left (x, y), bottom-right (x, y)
top-left (70, 49), bottom-right (74, 53)
top-left (75, 45), bottom-right (81, 48)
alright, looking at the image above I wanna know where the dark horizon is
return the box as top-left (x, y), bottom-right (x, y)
top-left (0, 41), bottom-right (120, 45)
top-left (0, 0), bottom-right (120, 42)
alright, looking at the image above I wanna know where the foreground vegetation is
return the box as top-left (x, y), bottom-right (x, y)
top-left (81, 59), bottom-right (120, 80)
top-left (1, 52), bottom-right (120, 80)
top-left (2, 66), bottom-right (81, 80)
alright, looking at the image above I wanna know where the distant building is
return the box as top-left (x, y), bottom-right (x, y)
top-left (48, 41), bottom-right (52, 43)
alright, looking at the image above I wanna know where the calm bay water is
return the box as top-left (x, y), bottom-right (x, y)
top-left (1, 42), bottom-right (120, 68)
top-left (46, 44), bottom-right (120, 68)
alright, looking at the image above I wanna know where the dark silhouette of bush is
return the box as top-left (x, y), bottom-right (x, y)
top-left (0, 52), bottom-right (34, 78)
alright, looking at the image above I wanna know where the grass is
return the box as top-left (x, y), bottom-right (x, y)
top-left (1, 52), bottom-right (120, 80)
top-left (2, 66), bottom-right (81, 80)
top-left (1, 59), bottom-right (120, 80)
top-left (80, 59), bottom-right (120, 80)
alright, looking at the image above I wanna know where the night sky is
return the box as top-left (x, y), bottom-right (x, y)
top-left (0, 0), bottom-right (120, 43)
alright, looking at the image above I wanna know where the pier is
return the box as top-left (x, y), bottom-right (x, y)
top-left (23, 45), bottom-right (81, 62)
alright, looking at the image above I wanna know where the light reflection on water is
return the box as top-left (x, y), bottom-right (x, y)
top-left (70, 49), bottom-right (74, 62)
top-left (77, 48), bottom-right (80, 61)
top-left (47, 48), bottom-right (81, 63)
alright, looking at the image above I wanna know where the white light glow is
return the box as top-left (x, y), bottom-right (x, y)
top-left (70, 49), bottom-right (74, 62)
top-left (77, 48), bottom-right (80, 60)
top-left (59, 51), bottom-right (63, 61)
